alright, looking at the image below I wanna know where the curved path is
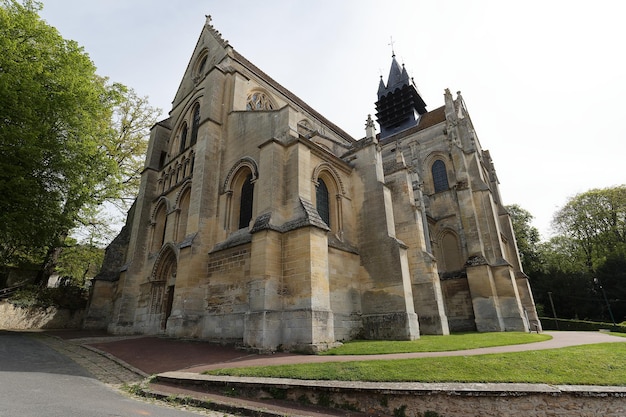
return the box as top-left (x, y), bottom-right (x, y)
top-left (182, 331), bottom-right (626, 373)
top-left (45, 329), bottom-right (625, 375)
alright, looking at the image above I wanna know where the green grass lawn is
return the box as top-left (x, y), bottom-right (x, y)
top-left (205, 333), bottom-right (626, 386)
top-left (320, 332), bottom-right (551, 355)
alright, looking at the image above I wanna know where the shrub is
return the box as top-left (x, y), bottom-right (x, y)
top-left (540, 317), bottom-right (626, 333)
top-left (8, 283), bottom-right (88, 311)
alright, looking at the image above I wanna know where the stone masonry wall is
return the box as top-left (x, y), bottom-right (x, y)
top-left (159, 375), bottom-right (626, 417)
top-left (0, 301), bottom-right (84, 329)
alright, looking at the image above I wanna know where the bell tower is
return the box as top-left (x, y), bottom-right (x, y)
top-left (375, 54), bottom-right (427, 139)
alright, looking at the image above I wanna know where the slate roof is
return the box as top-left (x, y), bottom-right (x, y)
top-left (378, 105), bottom-right (446, 145)
top-left (231, 50), bottom-right (357, 144)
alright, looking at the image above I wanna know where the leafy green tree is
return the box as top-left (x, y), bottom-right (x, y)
top-left (595, 254), bottom-right (626, 323)
top-left (72, 84), bottom-right (161, 246)
top-left (536, 236), bottom-right (588, 274)
top-left (552, 185), bottom-right (626, 272)
top-left (0, 1), bottom-right (161, 284)
top-left (104, 83), bottom-right (160, 207)
top-left (506, 204), bottom-right (542, 276)
top-left (0, 0), bottom-right (116, 274)
top-left (56, 237), bottom-right (104, 287)
top-left (533, 185), bottom-right (626, 322)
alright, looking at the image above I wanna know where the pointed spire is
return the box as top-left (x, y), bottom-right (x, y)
top-left (386, 56), bottom-right (405, 91)
top-left (377, 75), bottom-right (386, 96)
top-left (375, 52), bottom-right (428, 139)
top-left (365, 114), bottom-right (377, 141)
top-left (401, 64), bottom-right (410, 84)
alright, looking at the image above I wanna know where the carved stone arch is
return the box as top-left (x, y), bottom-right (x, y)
top-left (193, 48), bottom-right (210, 78)
top-left (150, 243), bottom-right (179, 282)
top-left (223, 157), bottom-right (259, 193)
top-left (436, 228), bottom-right (464, 272)
top-left (174, 121), bottom-right (188, 155)
top-left (150, 196), bottom-right (173, 223)
top-left (222, 158), bottom-right (258, 232)
top-left (180, 94), bottom-right (204, 120)
top-left (424, 151), bottom-right (451, 173)
top-left (312, 162), bottom-right (346, 237)
top-left (174, 181), bottom-right (192, 242)
top-left (149, 244), bottom-right (178, 330)
top-left (174, 180), bottom-right (193, 208)
top-left (297, 119), bottom-right (314, 137)
top-left (172, 94), bottom-right (203, 148)
top-left (312, 162), bottom-right (346, 196)
top-left (424, 151), bottom-right (452, 194)
top-left (171, 96), bottom-right (200, 154)
top-left (150, 197), bottom-right (172, 253)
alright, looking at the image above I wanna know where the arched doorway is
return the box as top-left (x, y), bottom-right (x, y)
top-left (150, 246), bottom-right (177, 330)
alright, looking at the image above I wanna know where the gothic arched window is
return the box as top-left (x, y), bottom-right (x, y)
top-left (238, 174), bottom-right (254, 229)
top-left (176, 188), bottom-right (191, 242)
top-left (316, 179), bottom-right (330, 227)
top-left (432, 160), bottom-right (449, 193)
top-left (178, 122), bottom-right (188, 154)
top-left (152, 203), bottom-right (168, 252)
top-left (197, 55), bottom-right (207, 75)
top-left (190, 105), bottom-right (200, 146)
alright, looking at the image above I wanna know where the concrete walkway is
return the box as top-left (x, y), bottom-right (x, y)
top-left (43, 330), bottom-right (626, 417)
top-left (46, 330), bottom-right (626, 375)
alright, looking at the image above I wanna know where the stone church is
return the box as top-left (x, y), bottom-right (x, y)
top-left (85, 16), bottom-right (541, 352)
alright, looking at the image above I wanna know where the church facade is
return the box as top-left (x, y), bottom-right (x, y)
top-left (85, 17), bottom-right (541, 352)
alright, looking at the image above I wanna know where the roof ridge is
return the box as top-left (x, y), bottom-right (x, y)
top-left (230, 49), bottom-right (356, 144)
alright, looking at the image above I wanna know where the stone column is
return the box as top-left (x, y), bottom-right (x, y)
top-left (465, 257), bottom-right (505, 332)
top-left (352, 138), bottom-right (420, 340)
top-left (492, 264), bottom-right (529, 332)
top-left (244, 228), bottom-right (283, 351)
top-left (279, 226), bottom-right (334, 353)
top-left (386, 157), bottom-right (449, 335)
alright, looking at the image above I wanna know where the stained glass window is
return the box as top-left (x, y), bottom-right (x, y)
top-left (316, 179), bottom-right (330, 227)
top-left (432, 160), bottom-right (449, 193)
top-left (239, 174), bottom-right (254, 229)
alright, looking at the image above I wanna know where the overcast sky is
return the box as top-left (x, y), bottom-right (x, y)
top-left (39, 0), bottom-right (626, 239)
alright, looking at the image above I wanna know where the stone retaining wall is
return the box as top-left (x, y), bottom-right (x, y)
top-left (156, 372), bottom-right (626, 417)
top-left (0, 301), bottom-right (83, 329)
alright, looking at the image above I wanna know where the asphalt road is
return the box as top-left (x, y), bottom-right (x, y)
top-left (0, 331), bottom-right (223, 417)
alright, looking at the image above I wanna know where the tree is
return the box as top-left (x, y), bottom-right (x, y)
top-left (0, 1), bottom-right (161, 285)
top-left (506, 204), bottom-right (542, 276)
top-left (552, 185), bottom-right (626, 272)
top-left (535, 185), bottom-right (626, 322)
top-left (56, 237), bottom-right (104, 287)
top-left (72, 84), bottom-right (161, 245)
top-left (0, 0), bottom-right (117, 274)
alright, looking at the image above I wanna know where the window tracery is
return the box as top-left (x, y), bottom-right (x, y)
top-left (246, 92), bottom-right (274, 111)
